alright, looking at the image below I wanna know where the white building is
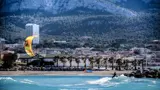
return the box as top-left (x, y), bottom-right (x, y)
top-left (0, 38), bottom-right (6, 51)
top-left (54, 41), bottom-right (67, 44)
top-left (4, 43), bottom-right (23, 49)
top-left (73, 47), bottom-right (98, 56)
top-left (25, 23), bottom-right (39, 44)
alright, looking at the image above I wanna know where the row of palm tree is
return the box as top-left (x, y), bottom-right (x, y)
top-left (39, 55), bottom-right (146, 71)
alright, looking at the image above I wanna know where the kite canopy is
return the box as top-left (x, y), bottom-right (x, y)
top-left (24, 36), bottom-right (36, 57)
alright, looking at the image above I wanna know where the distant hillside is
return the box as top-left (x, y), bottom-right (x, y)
top-left (0, 0), bottom-right (160, 45)
top-left (0, 0), bottom-right (138, 17)
top-left (0, 12), bottom-right (159, 40)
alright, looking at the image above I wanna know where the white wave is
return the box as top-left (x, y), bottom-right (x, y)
top-left (152, 81), bottom-right (156, 84)
top-left (111, 74), bottom-right (129, 82)
top-left (148, 85), bottom-right (155, 87)
top-left (87, 74), bottom-right (130, 87)
top-left (74, 83), bottom-right (85, 86)
top-left (88, 88), bottom-right (102, 90)
top-left (87, 77), bottom-right (111, 85)
top-left (62, 84), bottom-right (73, 87)
top-left (20, 79), bottom-right (35, 84)
top-left (114, 74), bottom-right (128, 79)
top-left (60, 89), bottom-right (69, 90)
top-left (0, 77), bottom-right (17, 82)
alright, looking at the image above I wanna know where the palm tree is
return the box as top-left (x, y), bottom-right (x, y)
top-left (108, 57), bottom-right (114, 70)
top-left (103, 57), bottom-right (108, 70)
top-left (124, 59), bottom-right (129, 70)
top-left (82, 56), bottom-right (87, 69)
top-left (96, 57), bottom-right (101, 70)
top-left (75, 57), bottom-right (80, 68)
top-left (89, 57), bottom-right (94, 69)
top-left (52, 57), bottom-right (56, 67)
top-left (67, 56), bottom-right (73, 68)
top-left (116, 59), bottom-right (123, 71)
top-left (60, 56), bottom-right (67, 68)
top-left (50, 59), bottom-right (55, 67)
top-left (140, 59), bottom-right (144, 72)
top-left (132, 59), bottom-right (137, 70)
top-left (54, 56), bottom-right (60, 67)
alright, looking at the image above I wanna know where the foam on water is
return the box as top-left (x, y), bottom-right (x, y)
top-left (87, 74), bottom-right (159, 89)
top-left (152, 81), bottom-right (156, 84)
top-left (87, 74), bottom-right (128, 85)
top-left (87, 77), bottom-right (111, 84)
top-left (60, 83), bottom-right (86, 87)
top-left (74, 83), bottom-right (85, 86)
top-left (0, 76), bottom-right (159, 90)
top-left (62, 84), bottom-right (73, 87)
top-left (88, 88), bottom-right (103, 90)
top-left (20, 79), bottom-right (35, 84)
top-left (0, 77), bottom-right (17, 82)
top-left (0, 77), bottom-right (38, 86)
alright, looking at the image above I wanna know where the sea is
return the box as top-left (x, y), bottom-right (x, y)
top-left (0, 75), bottom-right (160, 90)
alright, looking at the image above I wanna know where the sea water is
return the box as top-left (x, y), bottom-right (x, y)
top-left (0, 75), bottom-right (160, 90)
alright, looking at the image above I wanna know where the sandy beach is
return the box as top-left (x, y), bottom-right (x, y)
top-left (0, 71), bottom-right (132, 76)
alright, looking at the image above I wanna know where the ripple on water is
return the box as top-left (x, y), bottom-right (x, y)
top-left (20, 79), bottom-right (35, 84)
top-left (0, 77), bottom-right (17, 82)
top-left (0, 75), bottom-right (160, 90)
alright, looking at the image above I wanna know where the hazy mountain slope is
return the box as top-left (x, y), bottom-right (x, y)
top-left (1, 0), bottom-right (136, 17)
top-left (0, 0), bottom-right (160, 43)
top-left (1, 12), bottom-right (159, 40)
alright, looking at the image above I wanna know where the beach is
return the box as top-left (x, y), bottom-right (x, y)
top-left (0, 71), bottom-right (132, 76)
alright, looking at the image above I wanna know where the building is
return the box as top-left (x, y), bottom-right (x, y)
top-left (54, 41), bottom-right (67, 44)
top-left (4, 43), bottom-right (23, 49)
top-left (145, 40), bottom-right (160, 51)
top-left (25, 23), bottom-right (40, 44)
top-left (0, 38), bottom-right (6, 51)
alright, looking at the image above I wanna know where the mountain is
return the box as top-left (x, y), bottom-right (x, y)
top-left (1, 0), bottom-right (138, 17)
top-left (0, 0), bottom-right (160, 44)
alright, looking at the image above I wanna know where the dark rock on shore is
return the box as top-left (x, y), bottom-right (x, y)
top-left (124, 69), bottom-right (160, 79)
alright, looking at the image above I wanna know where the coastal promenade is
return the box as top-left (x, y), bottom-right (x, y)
top-left (0, 71), bottom-right (132, 76)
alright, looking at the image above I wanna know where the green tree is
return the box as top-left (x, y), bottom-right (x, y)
top-left (140, 59), bottom-right (144, 72)
top-left (2, 52), bottom-right (17, 69)
top-left (132, 59), bottom-right (137, 70)
top-left (116, 59), bottom-right (123, 71)
top-left (0, 58), bottom-right (3, 66)
top-left (67, 56), bottom-right (73, 68)
top-left (60, 56), bottom-right (67, 68)
top-left (54, 56), bottom-right (60, 67)
top-left (89, 57), bottom-right (94, 69)
top-left (96, 57), bottom-right (102, 70)
top-left (75, 57), bottom-right (80, 68)
top-left (82, 57), bottom-right (87, 69)
top-left (108, 57), bottom-right (114, 70)
top-left (124, 59), bottom-right (129, 70)
top-left (103, 57), bottom-right (108, 70)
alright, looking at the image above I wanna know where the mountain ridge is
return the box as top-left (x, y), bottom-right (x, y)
top-left (0, 0), bottom-right (160, 44)
top-left (1, 0), bottom-right (138, 17)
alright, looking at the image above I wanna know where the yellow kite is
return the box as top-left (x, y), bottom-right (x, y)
top-left (24, 36), bottom-right (36, 57)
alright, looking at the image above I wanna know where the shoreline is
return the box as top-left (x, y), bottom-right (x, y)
top-left (0, 71), bottom-right (132, 76)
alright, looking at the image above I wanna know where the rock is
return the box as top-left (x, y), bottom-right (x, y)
top-left (127, 69), bottom-right (160, 78)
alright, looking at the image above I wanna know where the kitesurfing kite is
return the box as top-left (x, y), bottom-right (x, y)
top-left (24, 36), bottom-right (36, 57)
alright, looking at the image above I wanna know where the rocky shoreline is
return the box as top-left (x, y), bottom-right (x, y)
top-left (124, 69), bottom-right (160, 78)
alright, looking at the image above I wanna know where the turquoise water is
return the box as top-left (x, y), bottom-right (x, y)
top-left (0, 75), bottom-right (160, 90)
